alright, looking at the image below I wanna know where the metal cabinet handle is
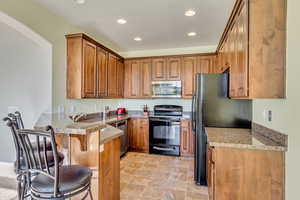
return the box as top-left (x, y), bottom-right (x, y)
top-left (153, 146), bottom-right (175, 152)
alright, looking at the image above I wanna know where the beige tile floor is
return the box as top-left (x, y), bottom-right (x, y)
top-left (120, 152), bottom-right (209, 200)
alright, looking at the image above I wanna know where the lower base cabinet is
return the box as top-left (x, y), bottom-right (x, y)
top-left (128, 118), bottom-right (149, 153)
top-left (180, 119), bottom-right (194, 156)
top-left (99, 138), bottom-right (120, 200)
top-left (207, 146), bottom-right (285, 200)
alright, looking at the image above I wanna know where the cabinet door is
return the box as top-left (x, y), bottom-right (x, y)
top-left (182, 57), bottom-right (197, 98)
top-left (97, 47), bottom-right (108, 98)
top-left (152, 58), bottom-right (167, 81)
top-left (107, 54), bottom-right (118, 97)
top-left (116, 59), bottom-right (124, 98)
top-left (140, 59), bottom-right (152, 98)
top-left (230, 1), bottom-right (248, 98)
top-left (128, 118), bottom-right (149, 152)
top-left (207, 146), bottom-right (216, 200)
top-left (140, 118), bottom-right (149, 153)
top-left (82, 40), bottom-right (97, 98)
top-left (124, 60), bottom-right (141, 98)
top-left (167, 57), bottom-right (181, 80)
top-left (180, 120), bottom-right (194, 156)
top-left (197, 56), bottom-right (214, 74)
top-left (128, 118), bottom-right (138, 150)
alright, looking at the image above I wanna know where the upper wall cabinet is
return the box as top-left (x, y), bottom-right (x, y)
top-left (152, 57), bottom-right (181, 81)
top-left (66, 33), bottom-right (124, 99)
top-left (181, 54), bottom-right (217, 99)
top-left (217, 0), bottom-right (286, 99)
top-left (124, 59), bottom-right (152, 98)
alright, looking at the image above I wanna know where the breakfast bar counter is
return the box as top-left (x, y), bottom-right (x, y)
top-left (34, 112), bottom-right (124, 200)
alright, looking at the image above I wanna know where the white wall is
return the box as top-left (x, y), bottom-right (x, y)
top-left (0, 20), bottom-right (52, 162)
top-left (252, 0), bottom-right (300, 199)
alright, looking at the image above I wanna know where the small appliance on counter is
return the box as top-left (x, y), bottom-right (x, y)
top-left (116, 107), bottom-right (126, 115)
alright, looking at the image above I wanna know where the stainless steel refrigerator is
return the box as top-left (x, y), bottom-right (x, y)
top-left (192, 73), bottom-right (252, 186)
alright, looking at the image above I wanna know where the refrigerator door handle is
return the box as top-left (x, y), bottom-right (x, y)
top-left (191, 94), bottom-right (196, 133)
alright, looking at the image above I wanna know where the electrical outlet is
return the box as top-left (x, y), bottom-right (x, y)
top-left (268, 110), bottom-right (272, 122)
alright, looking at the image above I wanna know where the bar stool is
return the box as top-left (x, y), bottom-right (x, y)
top-left (3, 114), bottom-right (64, 199)
top-left (17, 126), bottom-right (93, 200)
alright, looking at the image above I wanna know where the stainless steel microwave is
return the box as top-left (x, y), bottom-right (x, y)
top-left (152, 81), bottom-right (182, 98)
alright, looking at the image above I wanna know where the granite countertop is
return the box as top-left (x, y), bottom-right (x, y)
top-left (34, 111), bottom-right (146, 135)
top-left (205, 127), bottom-right (287, 151)
top-left (34, 110), bottom-right (190, 135)
top-left (100, 125), bottom-right (124, 144)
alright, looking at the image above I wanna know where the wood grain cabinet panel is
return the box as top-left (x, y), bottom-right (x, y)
top-left (207, 146), bottom-right (285, 200)
top-left (197, 56), bottom-right (215, 74)
top-left (97, 47), bottom-right (108, 98)
top-left (182, 56), bottom-right (197, 99)
top-left (99, 138), bottom-right (120, 200)
top-left (128, 118), bottom-right (149, 153)
top-left (216, 0), bottom-right (286, 99)
top-left (140, 59), bottom-right (152, 97)
top-left (124, 59), bottom-right (151, 98)
top-left (180, 120), bottom-right (194, 157)
top-left (66, 33), bottom-right (124, 99)
top-left (167, 57), bottom-right (181, 80)
top-left (116, 58), bottom-right (124, 98)
top-left (107, 54), bottom-right (118, 97)
top-left (82, 40), bottom-right (97, 98)
top-left (152, 58), bottom-right (167, 81)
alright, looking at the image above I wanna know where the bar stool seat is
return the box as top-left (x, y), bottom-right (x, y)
top-left (31, 165), bottom-right (92, 195)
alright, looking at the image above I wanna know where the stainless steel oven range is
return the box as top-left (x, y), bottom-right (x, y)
top-left (149, 105), bottom-right (183, 156)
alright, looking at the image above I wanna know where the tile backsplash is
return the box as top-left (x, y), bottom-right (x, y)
top-left (60, 98), bottom-right (192, 113)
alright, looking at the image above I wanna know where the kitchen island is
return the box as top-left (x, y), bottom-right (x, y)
top-left (35, 112), bottom-right (125, 200)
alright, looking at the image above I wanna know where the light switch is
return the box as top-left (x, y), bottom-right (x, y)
top-left (99, 144), bottom-right (104, 152)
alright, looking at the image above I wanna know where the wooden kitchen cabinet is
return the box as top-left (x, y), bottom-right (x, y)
top-left (107, 54), bottom-right (118, 98)
top-left (124, 59), bottom-right (152, 98)
top-left (180, 119), bottom-right (194, 157)
top-left (152, 57), bottom-right (181, 81)
top-left (181, 54), bottom-right (217, 99)
top-left (116, 58), bottom-right (124, 98)
top-left (217, 0), bottom-right (286, 98)
top-left (197, 56), bottom-right (216, 74)
top-left (167, 57), bottom-right (181, 80)
top-left (128, 118), bottom-right (149, 153)
top-left (207, 145), bottom-right (285, 200)
top-left (82, 40), bottom-right (97, 98)
top-left (97, 47), bottom-right (108, 97)
top-left (66, 33), bottom-right (124, 99)
top-left (152, 58), bottom-right (167, 81)
top-left (99, 137), bottom-right (120, 200)
top-left (182, 56), bottom-right (196, 99)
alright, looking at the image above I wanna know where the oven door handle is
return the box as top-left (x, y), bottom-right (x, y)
top-left (153, 146), bottom-right (176, 152)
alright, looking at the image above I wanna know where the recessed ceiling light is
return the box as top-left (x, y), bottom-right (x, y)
top-left (74, 0), bottom-right (85, 4)
top-left (134, 37), bottom-right (142, 41)
top-left (117, 18), bottom-right (127, 24)
top-left (185, 9), bottom-right (196, 17)
top-left (187, 32), bottom-right (197, 37)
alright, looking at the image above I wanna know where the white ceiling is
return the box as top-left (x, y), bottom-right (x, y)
top-left (33, 0), bottom-right (235, 52)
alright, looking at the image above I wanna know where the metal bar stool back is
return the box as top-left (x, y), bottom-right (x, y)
top-left (17, 127), bottom-right (93, 200)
